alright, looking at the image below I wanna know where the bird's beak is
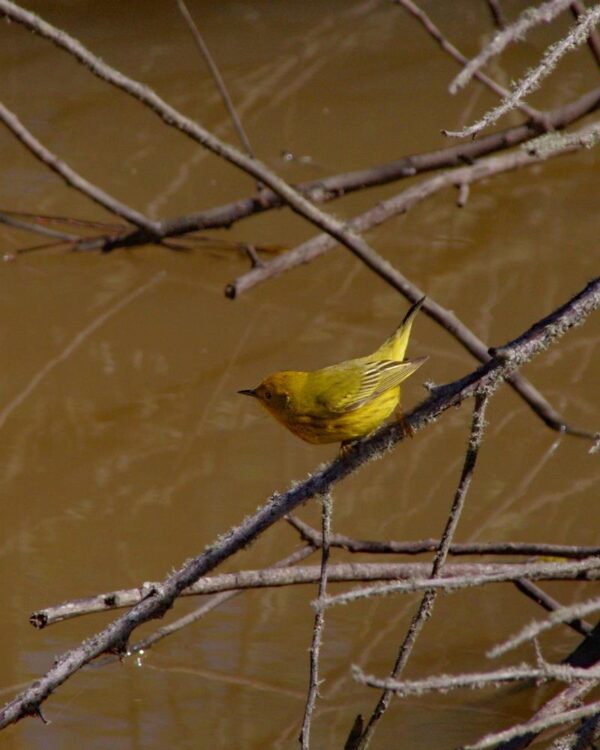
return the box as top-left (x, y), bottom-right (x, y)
top-left (238, 388), bottom-right (257, 398)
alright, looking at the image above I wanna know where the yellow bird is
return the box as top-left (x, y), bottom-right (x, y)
top-left (239, 297), bottom-right (427, 450)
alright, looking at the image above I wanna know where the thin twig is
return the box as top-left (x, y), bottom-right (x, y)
top-left (513, 579), bottom-right (593, 637)
top-left (1, 277), bottom-right (598, 729)
top-left (356, 394), bottom-right (490, 748)
top-left (394, 0), bottom-right (545, 124)
top-left (554, 710), bottom-right (600, 749)
top-left (489, 597), bottom-right (600, 658)
top-left (176, 0), bottom-right (255, 157)
top-left (464, 700), bottom-right (600, 750)
top-left (33, 559), bottom-right (598, 628)
top-left (286, 516), bottom-right (600, 559)
top-left (0, 211), bottom-right (79, 242)
top-left (300, 494), bottom-right (332, 749)
top-left (486, 0), bottom-right (507, 29)
top-left (571, 0), bottom-right (600, 66)
top-left (354, 661), bottom-right (600, 697)
top-left (129, 544), bottom-right (316, 653)
top-left (451, 0), bottom-right (575, 94)
top-left (0, 101), bottom-right (160, 234)
top-left (495, 682), bottom-right (597, 750)
top-left (445, 5), bottom-right (600, 138)
top-left (319, 558), bottom-right (600, 610)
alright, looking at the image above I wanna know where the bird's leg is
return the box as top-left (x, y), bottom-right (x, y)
top-left (395, 404), bottom-right (414, 438)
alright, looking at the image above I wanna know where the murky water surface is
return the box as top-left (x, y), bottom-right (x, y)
top-left (0, 2), bottom-right (598, 748)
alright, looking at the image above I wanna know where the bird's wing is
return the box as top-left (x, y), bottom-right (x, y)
top-left (315, 357), bottom-right (427, 414)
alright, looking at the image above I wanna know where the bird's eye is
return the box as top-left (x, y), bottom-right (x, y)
top-left (264, 389), bottom-right (272, 401)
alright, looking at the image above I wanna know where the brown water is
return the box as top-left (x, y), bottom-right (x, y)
top-left (0, 2), bottom-right (598, 748)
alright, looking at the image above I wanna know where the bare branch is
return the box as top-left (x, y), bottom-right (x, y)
top-left (286, 516), bottom-right (600, 559)
top-left (464, 700), bottom-right (600, 750)
top-left (571, 0), bottom-right (600, 66)
top-left (513, 579), bottom-right (593, 636)
top-left (445, 5), bottom-right (600, 138)
top-left (0, 101), bottom-right (160, 233)
top-left (0, 211), bottom-right (79, 242)
top-left (88, 84), bottom-right (600, 251)
top-left (451, 0), bottom-right (575, 94)
top-left (176, 0), bottom-right (255, 158)
top-left (394, 0), bottom-right (544, 123)
top-left (129, 544), bottom-right (316, 653)
top-left (357, 394), bottom-right (490, 748)
top-left (489, 597), bottom-right (600, 658)
top-left (0, 277), bottom-right (598, 729)
top-left (319, 559), bottom-right (600, 610)
top-left (32, 560), bottom-right (600, 629)
top-left (300, 495), bottom-right (332, 749)
top-left (354, 662), bottom-right (600, 697)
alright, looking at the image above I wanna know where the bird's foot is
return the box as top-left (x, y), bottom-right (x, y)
top-left (395, 406), bottom-right (414, 438)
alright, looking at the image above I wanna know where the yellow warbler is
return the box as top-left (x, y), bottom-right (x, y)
top-left (239, 297), bottom-right (427, 449)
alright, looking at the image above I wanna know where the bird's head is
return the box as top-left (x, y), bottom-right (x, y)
top-left (238, 372), bottom-right (296, 416)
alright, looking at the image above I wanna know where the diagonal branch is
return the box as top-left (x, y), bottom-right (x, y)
top-left (356, 393), bottom-right (490, 748)
top-left (228, 123), bottom-right (600, 442)
top-left (571, 0), bottom-right (600, 65)
top-left (176, 0), bottom-right (255, 158)
top-left (0, 277), bottom-right (597, 730)
top-left (445, 5), bottom-right (600, 138)
top-left (0, 101), bottom-right (160, 234)
top-left (394, 0), bottom-right (546, 125)
top-left (450, 0), bottom-right (575, 94)
top-left (300, 494), bottom-right (332, 748)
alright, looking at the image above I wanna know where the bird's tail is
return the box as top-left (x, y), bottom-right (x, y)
top-left (373, 296), bottom-right (426, 361)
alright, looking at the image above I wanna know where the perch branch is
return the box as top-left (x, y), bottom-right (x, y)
top-left (0, 277), bottom-right (598, 729)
